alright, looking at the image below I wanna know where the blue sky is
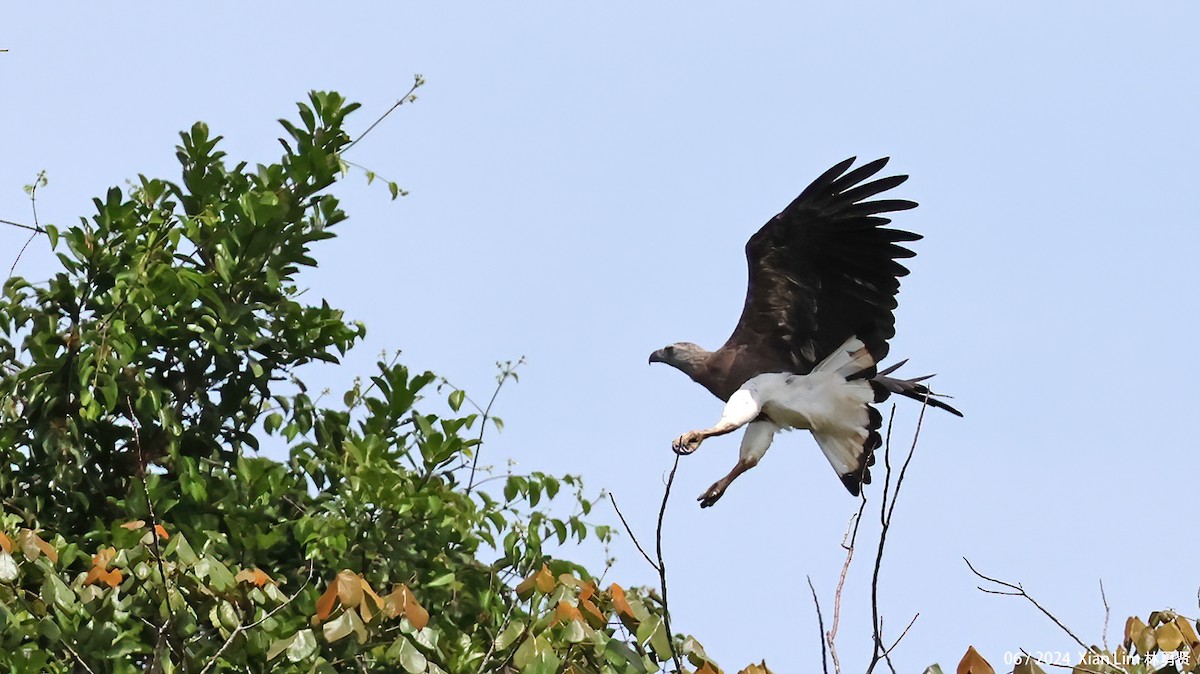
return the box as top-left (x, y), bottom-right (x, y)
top-left (3, 3), bottom-right (1199, 671)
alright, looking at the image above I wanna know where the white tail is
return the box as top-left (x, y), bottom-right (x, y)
top-left (812, 336), bottom-right (876, 378)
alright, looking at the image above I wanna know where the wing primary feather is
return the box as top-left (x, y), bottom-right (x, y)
top-left (823, 157), bottom-right (891, 195)
top-left (837, 175), bottom-right (909, 205)
top-left (793, 157), bottom-right (858, 203)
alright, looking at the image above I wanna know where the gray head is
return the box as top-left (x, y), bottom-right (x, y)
top-left (648, 342), bottom-right (711, 377)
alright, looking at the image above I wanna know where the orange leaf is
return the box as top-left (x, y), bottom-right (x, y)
top-left (85, 565), bottom-right (123, 588)
top-left (0, 531), bottom-right (12, 554)
top-left (235, 568), bottom-right (274, 588)
top-left (696, 664), bottom-right (720, 674)
top-left (154, 524), bottom-right (169, 540)
top-left (534, 564), bottom-right (555, 593)
top-left (609, 583), bottom-right (635, 618)
top-left (93, 547), bottom-right (117, 570)
top-left (359, 576), bottom-right (384, 608)
top-left (18, 530), bottom-right (57, 561)
top-left (555, 601), bottom-right (584, 624)
top-left (515, 575), bottom-right (537, 599)
top-left (385, 584), bottom-right (429, 629)
top-left (579, 597), bottom-right (607, 629)
top-left (335, 570), bottom-right (364, 608)
top-left (120, 520), bottom-right (146, 530)
top-left (315, 580), bottom-right (339, 622)
top-left (957, 646), bottom-right (995, 674)
top-left (579, 581), bottom-right (597, 602)
top-left (17, 529), bottom-right (58, 564)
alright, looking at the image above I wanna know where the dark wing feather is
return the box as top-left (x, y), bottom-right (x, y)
top-left (721, 157), bottom-right (921, 376)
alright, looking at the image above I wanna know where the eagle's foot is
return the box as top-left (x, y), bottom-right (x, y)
top-left (672, 430), bottom-right (705, 455)
top-left (697, 479), bottom-right (729, 508)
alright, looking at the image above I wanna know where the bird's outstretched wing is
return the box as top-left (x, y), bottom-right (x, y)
top-left (721, 157), bottom-right (922, 375)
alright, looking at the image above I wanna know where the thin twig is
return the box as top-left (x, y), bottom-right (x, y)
top-left (865, 401), bottom-right (926, 674)
top-left (0, 217), bottom-right (42, 232)
top-left (63, 642), bottom-right (96, 674)
top-left (656, 455), bottom-right (686, 674)
top-left (342, 75), bottom-right (424, 154)
top-left (608, 493), bottom-right (659, 572)
top-left (8, 174), bottom-right (47, 278)
top-left (466, 358), bottom-right (524, 495)
top-left (963, 557), bottom-right (1089, 652)
top-left (828, 498), bottom-right (866, 674)
top-left (1099, 579), bottom-right (1110, 652)
top-left (807, 575), bottom-right (830, 674)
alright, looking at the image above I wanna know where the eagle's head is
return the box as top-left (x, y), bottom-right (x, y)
top-left (648, 342), bottom-right (710, 376)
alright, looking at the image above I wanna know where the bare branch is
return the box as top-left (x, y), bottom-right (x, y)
top-left (866, 398), bottom-right (928, 674)
top-left (807, 575), bottom-right (830, 674)
top-left (1099, 579), bottom-right (1110, 652)
top-left (343, 75), bottom-right (425, 154)
top-left (466, 357), bottom-right (525, 496)
top-left (8, 173), bottom-right (47, 278)
top-left (963, 557), bottom-right (1089, 652)
top-left (827, 498), bottom-right (866, 674)
top-left (0, 217), bottom-right (42, 233)
top-left (608, 492), bottom-right (659, 572)
top-left (656, 455), bottom-right (686, 674)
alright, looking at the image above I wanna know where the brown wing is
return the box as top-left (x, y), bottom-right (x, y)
top-left (720, 157), bottom-right (922, 376)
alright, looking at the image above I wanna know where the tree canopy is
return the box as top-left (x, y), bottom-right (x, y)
top-left (0, 91), bottom-right (721, 673)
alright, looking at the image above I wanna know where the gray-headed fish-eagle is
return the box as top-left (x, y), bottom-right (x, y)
top-left (649, 157), bottom-right (961, 508)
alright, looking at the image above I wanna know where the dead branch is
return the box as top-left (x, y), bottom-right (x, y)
top-left (864, 399), bottom-right (928, 674)
top-left (608, 493), bottom-right (659, 572)
top-left (808, 575), bottom-right (830, 674)
top-left (963, 557), bottom-right (1089, 652)
top-left (656, 455), bottom-right (686, 674)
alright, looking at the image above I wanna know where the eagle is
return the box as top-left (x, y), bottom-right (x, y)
top-left (649, 157), bottom-right (961, 508)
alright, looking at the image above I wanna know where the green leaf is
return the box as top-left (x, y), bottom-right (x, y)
top-left (287, 629), bottom-right (318, 662)
top-left (0, 551), bottom-right (16, 582)
top-left (323, 611), bottom-right (354, 643)
top-left (448, 389), bottom-right (465, 412)
top-left (386, 636), bottom-right (428, 674)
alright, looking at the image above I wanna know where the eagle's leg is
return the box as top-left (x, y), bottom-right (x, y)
top-left (698, 419), bottom-right (779, 508)
top-left (671, 388), bottom-right (761, 456)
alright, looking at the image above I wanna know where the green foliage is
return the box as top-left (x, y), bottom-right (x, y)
top-left (0, 92), bottom-right (718, 672)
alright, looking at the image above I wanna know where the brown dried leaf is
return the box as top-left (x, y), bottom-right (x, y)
top-left (554, 600), bottom-right (583, 624)
top-left (1176, 616), bottom-right (1200, 648)
top-left (17, 530), bottom-right (57, 564)
top-left (120, 520), bottom-right (146, 530)
top-left (335, 570), bottom-right (363, 608)
top-left (359, 576), bottom-right (384, 609)
top-left (515, 575), bottom-right (537, 599)
top-left (696, 664), bottom-right (720, 674)
top-left (314, 580), bottom-right (339, 622)
top-left (738, 661), bottom-right (774, 674)
top-left (32, 533), bottom-right (57, 564)
top-left (534, 564), bottom-right (555, 593)
top-left (1125, 616), bottom-right (1147, 650)
top-left (85, 564), bottom-right (123, 588)
top-left (957, 646), bottom-right (995, 674)
top-left (1136, 625), bottom-right (1157, 655)
top-left (385, 584), bottom-right (429, 629)
top-left (235, 568), bottom-right (274, 588)
top-left (579, 597), bottom-right (606, 629)
top-left (1156, 622), bottom-right (1184, 652)
top-left (0, 531), bottom-right (12, 554)
top-left (608, 583), bottom-right (639, 629)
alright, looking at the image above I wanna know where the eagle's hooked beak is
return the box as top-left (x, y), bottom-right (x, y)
top-left (648, 349), bottom-right (666, 365)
